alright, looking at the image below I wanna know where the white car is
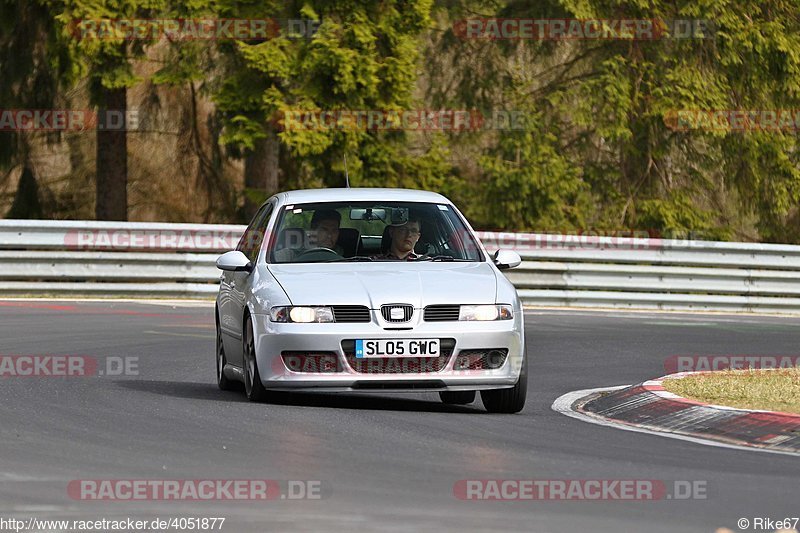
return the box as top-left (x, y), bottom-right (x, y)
top-left (215, 188), bottom-right (527, 413)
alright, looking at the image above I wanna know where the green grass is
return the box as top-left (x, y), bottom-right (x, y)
top-left (663, 368), bottom-right (800, 415)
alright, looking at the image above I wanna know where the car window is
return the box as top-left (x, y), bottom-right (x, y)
top-left (237, 203), bottom-right (274, 263)
top-left (268, 201), bottom-right (483, 263)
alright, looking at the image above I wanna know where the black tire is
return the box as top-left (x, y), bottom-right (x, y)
top-left (480, 353), bottom-right (527, 413)
top-left (243, 314), bottom-right (269, 402)
top-left (439, 390), bottom-right (476, 405)
top-left (216, 323), bottom-right (236, 391)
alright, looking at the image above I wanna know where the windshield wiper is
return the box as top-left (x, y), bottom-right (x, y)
top-left (329, 256), bottom-right (374, 262)
top-left (415, 255), bottom-right (470, 262)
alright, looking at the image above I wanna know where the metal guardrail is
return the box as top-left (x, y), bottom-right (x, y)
top-left (2, 220), bottom-right (800, 313)
top-left (0, 220), bottom-right (234, 298)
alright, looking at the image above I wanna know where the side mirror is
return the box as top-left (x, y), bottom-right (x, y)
top-left (216, 250), bottom-right (252, 272)
top-left (493, 249), bottom-right (521, 270)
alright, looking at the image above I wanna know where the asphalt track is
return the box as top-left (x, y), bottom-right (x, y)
top-left (0, 300), bottom-right (798, 532)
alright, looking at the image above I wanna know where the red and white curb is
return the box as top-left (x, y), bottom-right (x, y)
top-left (552, 372), bottom-right (800, 457)
top-left (641, 371), bottom-right (800, 418)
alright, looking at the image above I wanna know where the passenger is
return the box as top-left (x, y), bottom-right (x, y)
top-left (374, 215), bottom-right (422, 261)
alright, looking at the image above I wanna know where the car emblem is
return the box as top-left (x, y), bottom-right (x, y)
top-left (381, 304), bottom-right (413, 322)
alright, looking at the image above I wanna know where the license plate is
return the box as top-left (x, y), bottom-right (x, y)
top-left (355, 339), bottom-right (440, 358)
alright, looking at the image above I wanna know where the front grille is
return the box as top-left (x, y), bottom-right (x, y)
top-left (332, 305), bottom-right (371, 323)
top-left (352, 380), bottom-right (446, 390)
top-left (381, 304), bottom-right (414, 323)
top-left (453, 349), bottom-right (508, 371)
top-left (423, 305), bottom-right (460, 322)
top-left (342, 338), bottom-right (455, 374)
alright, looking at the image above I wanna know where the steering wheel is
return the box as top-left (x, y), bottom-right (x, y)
top-left (295, 247), bottom-right (341, 261)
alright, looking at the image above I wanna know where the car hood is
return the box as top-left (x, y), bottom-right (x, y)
top-left (268, 262), bottom-right (498, 307)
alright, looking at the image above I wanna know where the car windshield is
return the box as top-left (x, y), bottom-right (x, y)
top-left (268, 201), bottom-right (484, 264)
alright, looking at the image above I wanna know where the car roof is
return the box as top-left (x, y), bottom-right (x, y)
top-left (274, 188), bottom-right (451, 205)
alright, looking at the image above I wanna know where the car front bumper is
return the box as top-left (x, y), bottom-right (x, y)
top-left (250, 312), bottom-right (525, 392)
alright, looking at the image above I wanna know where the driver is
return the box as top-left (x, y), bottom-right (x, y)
top-left (308, 209), bottom-right (341, 251)
top-left (274, 209), bottom-right (342, 262)
top-left (373, 215), bottom-right (422, 261)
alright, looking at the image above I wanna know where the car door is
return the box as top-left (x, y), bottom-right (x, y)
top-left (220, 202), bottom-right (274, 367)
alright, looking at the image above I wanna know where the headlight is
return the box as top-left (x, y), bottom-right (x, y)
top-left (459, 304), bottom-right (513, 321)
top-left (269, 306), bottom-right (335, 323)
